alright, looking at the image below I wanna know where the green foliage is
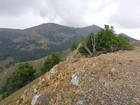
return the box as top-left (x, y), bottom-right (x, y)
top-left (78, 46), bottom-right (88, 55)
top-left (117, 35), bottom-right (134, 50)
top-left (70, 42), bottom-right (78, 51)
top-left (96, 25), bottom-right (116, 51)
top-left (79, 25), bottom-right (133, 55)
top-left (78, 34), bottom-right (93, 55)
top-left (12, 63), bottom-right (35, 90)
top-left (40, 52), bottom-right (61, 74)
top-left (1, 63), bottom-right (35, 99)
top-left (42, 82), bottom-right (49, 88)
top-left (64, 92), bottom-right (75, 99)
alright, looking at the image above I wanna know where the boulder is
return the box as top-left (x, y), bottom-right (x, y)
top-left (75, 100), bottom-right (86, 105)
top-left (31, 94), bottom-right (48, 105)
top-left (50, 65), bottom-right (58, 74)
top-left (70, 74), bottom-right (82, 86)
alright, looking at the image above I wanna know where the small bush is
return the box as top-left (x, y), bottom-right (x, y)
top-left (116, 35), bottom-right (134, 50)
top-left (78, 46), bottom-right (89, 55)
top-left (40, 52), bottom-right (61, 74)
top-left (64, 92), bottom-right (75, 99)
top-left (70, 42), bottom-right (78, 51)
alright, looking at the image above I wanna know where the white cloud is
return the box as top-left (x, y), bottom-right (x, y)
top-left (0, 12), bottom-right (45, 29)
top-left (109, 0), bottom-right (140, 29)
top-left (0, 0), bottom-right (140, 40)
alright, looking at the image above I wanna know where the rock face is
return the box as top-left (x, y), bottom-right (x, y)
top-left (8, 46), bottom-right (140, 105)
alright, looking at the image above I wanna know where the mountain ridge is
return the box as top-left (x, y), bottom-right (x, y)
top-left (0, 23), bottom-right (101, 69)
top-left (0, 23), bottom-right (138, 70)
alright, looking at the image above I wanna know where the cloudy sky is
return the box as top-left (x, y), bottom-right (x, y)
top-left (0, 0), bottom-right (140, 40)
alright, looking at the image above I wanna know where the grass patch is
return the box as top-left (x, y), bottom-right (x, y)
top-left (41, 82), bottom-right (49, 89)
top-left (63, 92), bottom-right (75, 99)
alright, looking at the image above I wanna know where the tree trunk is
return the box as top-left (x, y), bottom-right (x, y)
top-left (91, 33), bottom-right (96, 56)
top-left (83, 45), bottom-right (93, 56)
top-left (81, 41), bottom-right (93, 56)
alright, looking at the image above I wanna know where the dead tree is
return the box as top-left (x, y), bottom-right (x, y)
top-left (111, 44), bottom-right (118, 52)
top-left (91, 33), bottom-right (97, 55)
top-left (81, 33), bottom-right (97, 56)
top-left (81, 41), bottom-right (93, 56)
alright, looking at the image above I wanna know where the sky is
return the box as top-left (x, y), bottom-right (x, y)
top-left (0, 0), bottom-right (140, 40)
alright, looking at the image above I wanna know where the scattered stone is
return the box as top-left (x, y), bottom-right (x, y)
top-left (111, 68), bottom-right (116, 73)
top-left (42, 78), bottom-right (45, 82)
top-left (75, 100), bottom-right (86, 105)
top-left (56, 93), bottom-right (62, 100)
top-left (33, 87), bottom-right (38, 94)
top-left (50, 65), bottom-right (58, 74)
top-left (16, 100), bottom-right (19, 104)
top-left (31, 94), bottom-right (48, 105)
top-left (110, 68), bottom-right (119, 79)
top-left (70, 73), bottom-right (83, 86)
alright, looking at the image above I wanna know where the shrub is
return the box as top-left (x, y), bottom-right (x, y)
top-left (40, 52), bottom-right (61, 74)
top-left (79, 33), bottom-right (95, 55)
top-left (12, 63), bottom-right (35, 90)
top-left (1, 63), bottom-right (35, 99)
top-left (79, 25), bottom-right (133, 55)
top-left (78, 46), bottom-right (88, 55)
top-left (64, 92), bottom-right (75, 99)
top-left (116, 35), bottom-right (134, 50)
top-left (70, 42), bottom-right (78, 51)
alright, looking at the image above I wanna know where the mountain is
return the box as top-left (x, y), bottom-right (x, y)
top-left (0, 23), bottom-right (137, 69)
top-left (0, 23), bottom-right (101, 69)
top-left (124, 35), bottom-right (139, 41)
top-left (0, 42), bottom-right (140, 105)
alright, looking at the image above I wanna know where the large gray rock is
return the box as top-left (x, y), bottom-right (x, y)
top-left (31, 94), bottom-right (48, 105)
top-left (70, 74), bottom-right (82, 86)
top-left (75, 100), bottom-right (86, 105)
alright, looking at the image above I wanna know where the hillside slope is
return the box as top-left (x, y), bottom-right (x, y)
top-left (0, 23), bottom-right (101, 69)
top-left (1, 43), bottom-right (140, 105)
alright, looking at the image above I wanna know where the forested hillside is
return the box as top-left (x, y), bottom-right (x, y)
top-left (0, 23), bottom-right (101, 69)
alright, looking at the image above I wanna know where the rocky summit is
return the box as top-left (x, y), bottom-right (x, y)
top-left (2, 45), bottom-right (140, 105)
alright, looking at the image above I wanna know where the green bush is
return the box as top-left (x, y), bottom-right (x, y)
top-left (12, 63), bottom-right (35, 90)
top-left (79, 25), bottom-right (133, 55)
top-left (70, 42), bottom-right (78, 51)
top-left (78, 46), bottom-right (89, 55)
top-left (116, 35), bottom-right (133, 50)
top-left (1, 63), bottom-right (35, 99)
top-left (96, 25), bottom-right (116, 51)
top-left (78, 34), bottom-right (93, 55)
top-left (40, 52), bottom-right (61, 74)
